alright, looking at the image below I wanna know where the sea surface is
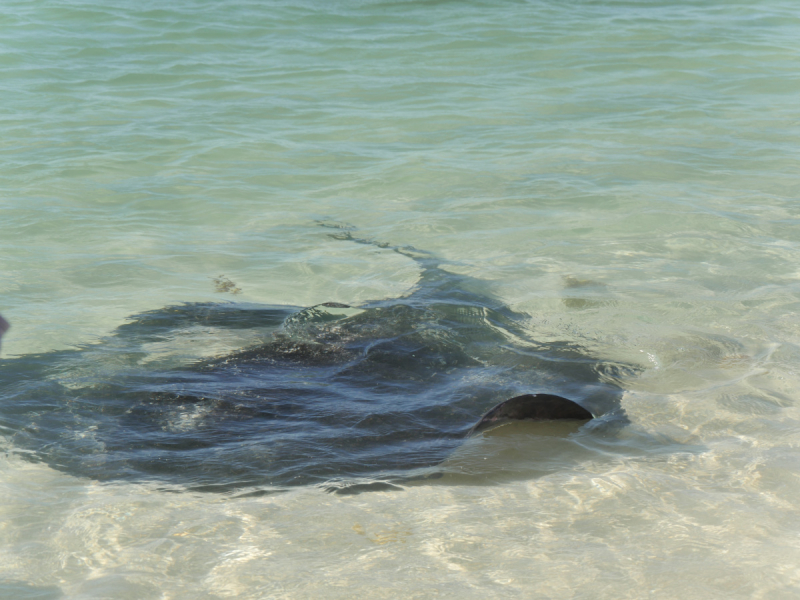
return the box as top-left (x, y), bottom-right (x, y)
top-left (2, 0), bottom-right (800, 598)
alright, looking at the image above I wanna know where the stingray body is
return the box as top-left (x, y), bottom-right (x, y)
top-left (0, 232), bottom-right (629, 491)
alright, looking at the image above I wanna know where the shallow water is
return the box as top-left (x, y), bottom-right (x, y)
top-left (2, 0), bottom-right (800, 597)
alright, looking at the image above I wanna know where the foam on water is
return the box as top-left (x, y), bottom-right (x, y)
top-left (2, 0), bottom-right (800, 597)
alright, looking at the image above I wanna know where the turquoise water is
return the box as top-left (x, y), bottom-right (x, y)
top-left (2, 0), bottom-right (800, 597)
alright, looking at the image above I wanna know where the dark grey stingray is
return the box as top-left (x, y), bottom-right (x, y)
top-left (0, 227), bottom-right (631, 492)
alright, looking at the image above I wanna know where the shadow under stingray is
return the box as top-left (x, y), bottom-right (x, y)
top-left (0, 226), bottom-right (635, 493)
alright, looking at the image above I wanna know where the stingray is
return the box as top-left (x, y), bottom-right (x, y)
top-left (0, 226), bottom-right (631, 492)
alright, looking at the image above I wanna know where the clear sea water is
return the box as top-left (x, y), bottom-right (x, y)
top-left (2, 0), bottom-right (800, 598)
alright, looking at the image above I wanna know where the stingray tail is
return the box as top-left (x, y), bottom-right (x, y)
top-left (315, 220), bottom-right (440, 265)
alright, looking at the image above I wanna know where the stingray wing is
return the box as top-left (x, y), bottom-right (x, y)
top-left (468, 393), bottom-right (593, 436)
